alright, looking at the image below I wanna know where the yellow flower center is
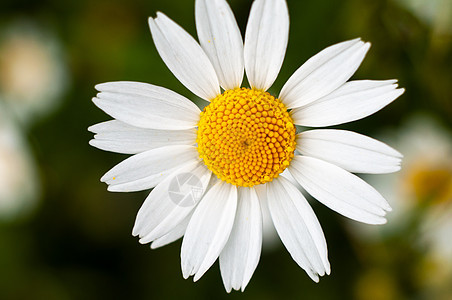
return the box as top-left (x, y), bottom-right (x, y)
top-left (196, 88), bottom-right (296, 187)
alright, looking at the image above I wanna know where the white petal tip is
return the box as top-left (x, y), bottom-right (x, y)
top-left (131, 228), bottom-right (139, 237)
top-left (150, 241), bottom-right (166, 250)
top-left (381, 201), bottom-right (392, 212)
top-left (181, 266), bottom-right (191, 280)
top-left (394, 88), bottom-right (405, 98)
top-left (193, 272), bottom-right (203, 282)
top-left (386, 79), bottom-right (399, 85)
top-left (106, 185), bottom-right (122, 192)
top-left (87, 125), bottom-right (96, 133)
top-left (149, 12), bottom-right (164, 21)
top-left (138, 234), bottom-right (155, 245)
top-left (374, 217), bottom-right (388, 225)
top-left (383, 165), bottom-right (401, 174)
top-left (100, 173), bottom-right (109, 182)
top-left (138, 238), bottom-right (149, 245)
top-left (240, 281), bottom-right (251, 292)
top-left (94, 83), bottom-right (108, 91)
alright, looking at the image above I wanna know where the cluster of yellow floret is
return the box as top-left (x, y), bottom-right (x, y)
top-left (196, 88), bottom-right (296, 187)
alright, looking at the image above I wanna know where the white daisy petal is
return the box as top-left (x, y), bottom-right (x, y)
top-left (152, 175), bottom-right (224, 251)
top-left (279, 38), bottom-right (370, 109)
top-left (266, 176), bottom-right (330, 282)
top-left (101, 145), bottom-right (199, 192)
top-left (291, 80), bottom-right (405, 127)
top-left (220, 187), bottom-right (262, 292)
top-left (296, 129), bottom-right (403, 174)
top-left (196, 0), bottom-right (244, 90)
top-left (150, 212), bottom-right (192, 249)
top-left (93, 82), bottom-right (200, 130)
top-left (254, 183), bottom-right (279, 249)
top-left (289, 156), bottom-right (391, 224)
top-left (181, 181), bottom-right (237, 281)
top-left (244, 0), bottom-right (289, 91)
top-left (89, 120), bottom-right (196, 154)
top-left (133, 162), bottom-right (212, 244)
top-left (149, 12), bottom-right (220, 100)
top-left (280, 168), bottom-right (303, 192)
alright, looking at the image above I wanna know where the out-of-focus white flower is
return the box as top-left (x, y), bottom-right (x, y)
top-left (394, 0), bottom-right (452, 35)
top-left (379, 115), bottom-right (451, 222)
top-left (0, 21), bottom-right (68, 125)
top-left (421, 202), bottom-right (452, 262)
top-left (0, 104), bottom-right (39, 220)
top-left (348, 115), bottom-right (452, 235)
top-left (418, 187), bottom-right (452, 295)
top-left (348, 115), bottom-right (452, 290)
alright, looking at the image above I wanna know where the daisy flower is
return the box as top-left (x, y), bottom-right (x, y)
top-left (89, 0), bottom-right (404, 292)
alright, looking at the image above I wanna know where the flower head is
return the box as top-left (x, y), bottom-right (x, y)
top-left (89, 0), bottom-right (404, 292)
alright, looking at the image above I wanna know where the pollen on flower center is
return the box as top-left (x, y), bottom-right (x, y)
top-left (196, 88), bottom-right (296, 187)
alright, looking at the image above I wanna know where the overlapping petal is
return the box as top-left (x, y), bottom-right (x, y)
top-left (289, 156), bottom-right (391, 224)
top-left (133, 161), bottom-right (212, 244)
top-left (266, 176), bottom-right (330, 281)
top-left (296, 129), bottom-right (402, 174)
top-left (89, 120), bottom-right (196, 154)
top-left (150, 213), bottom-right (192, 249)
top-left (196, 0), bottom-right (244, 90)
top-left (149, 12), bottom-right (220, 100)
top-left (101, 145), bottom-right (199, 192)
top-left (220, 187), bottom-right (262, 292)
top-left (93, 82), bottom-right (200, 130)
top-left (244, 0), bottom-right (289, 91)
top-left (181, 182), bottom-right (237, 281)
top-left (291, 80), bottom-right (405, 127)
top-left (280, 38), bottom-right (370, 109)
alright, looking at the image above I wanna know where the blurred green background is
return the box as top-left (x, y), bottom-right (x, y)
top-left (1, 0), bottom-right (451, 299)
